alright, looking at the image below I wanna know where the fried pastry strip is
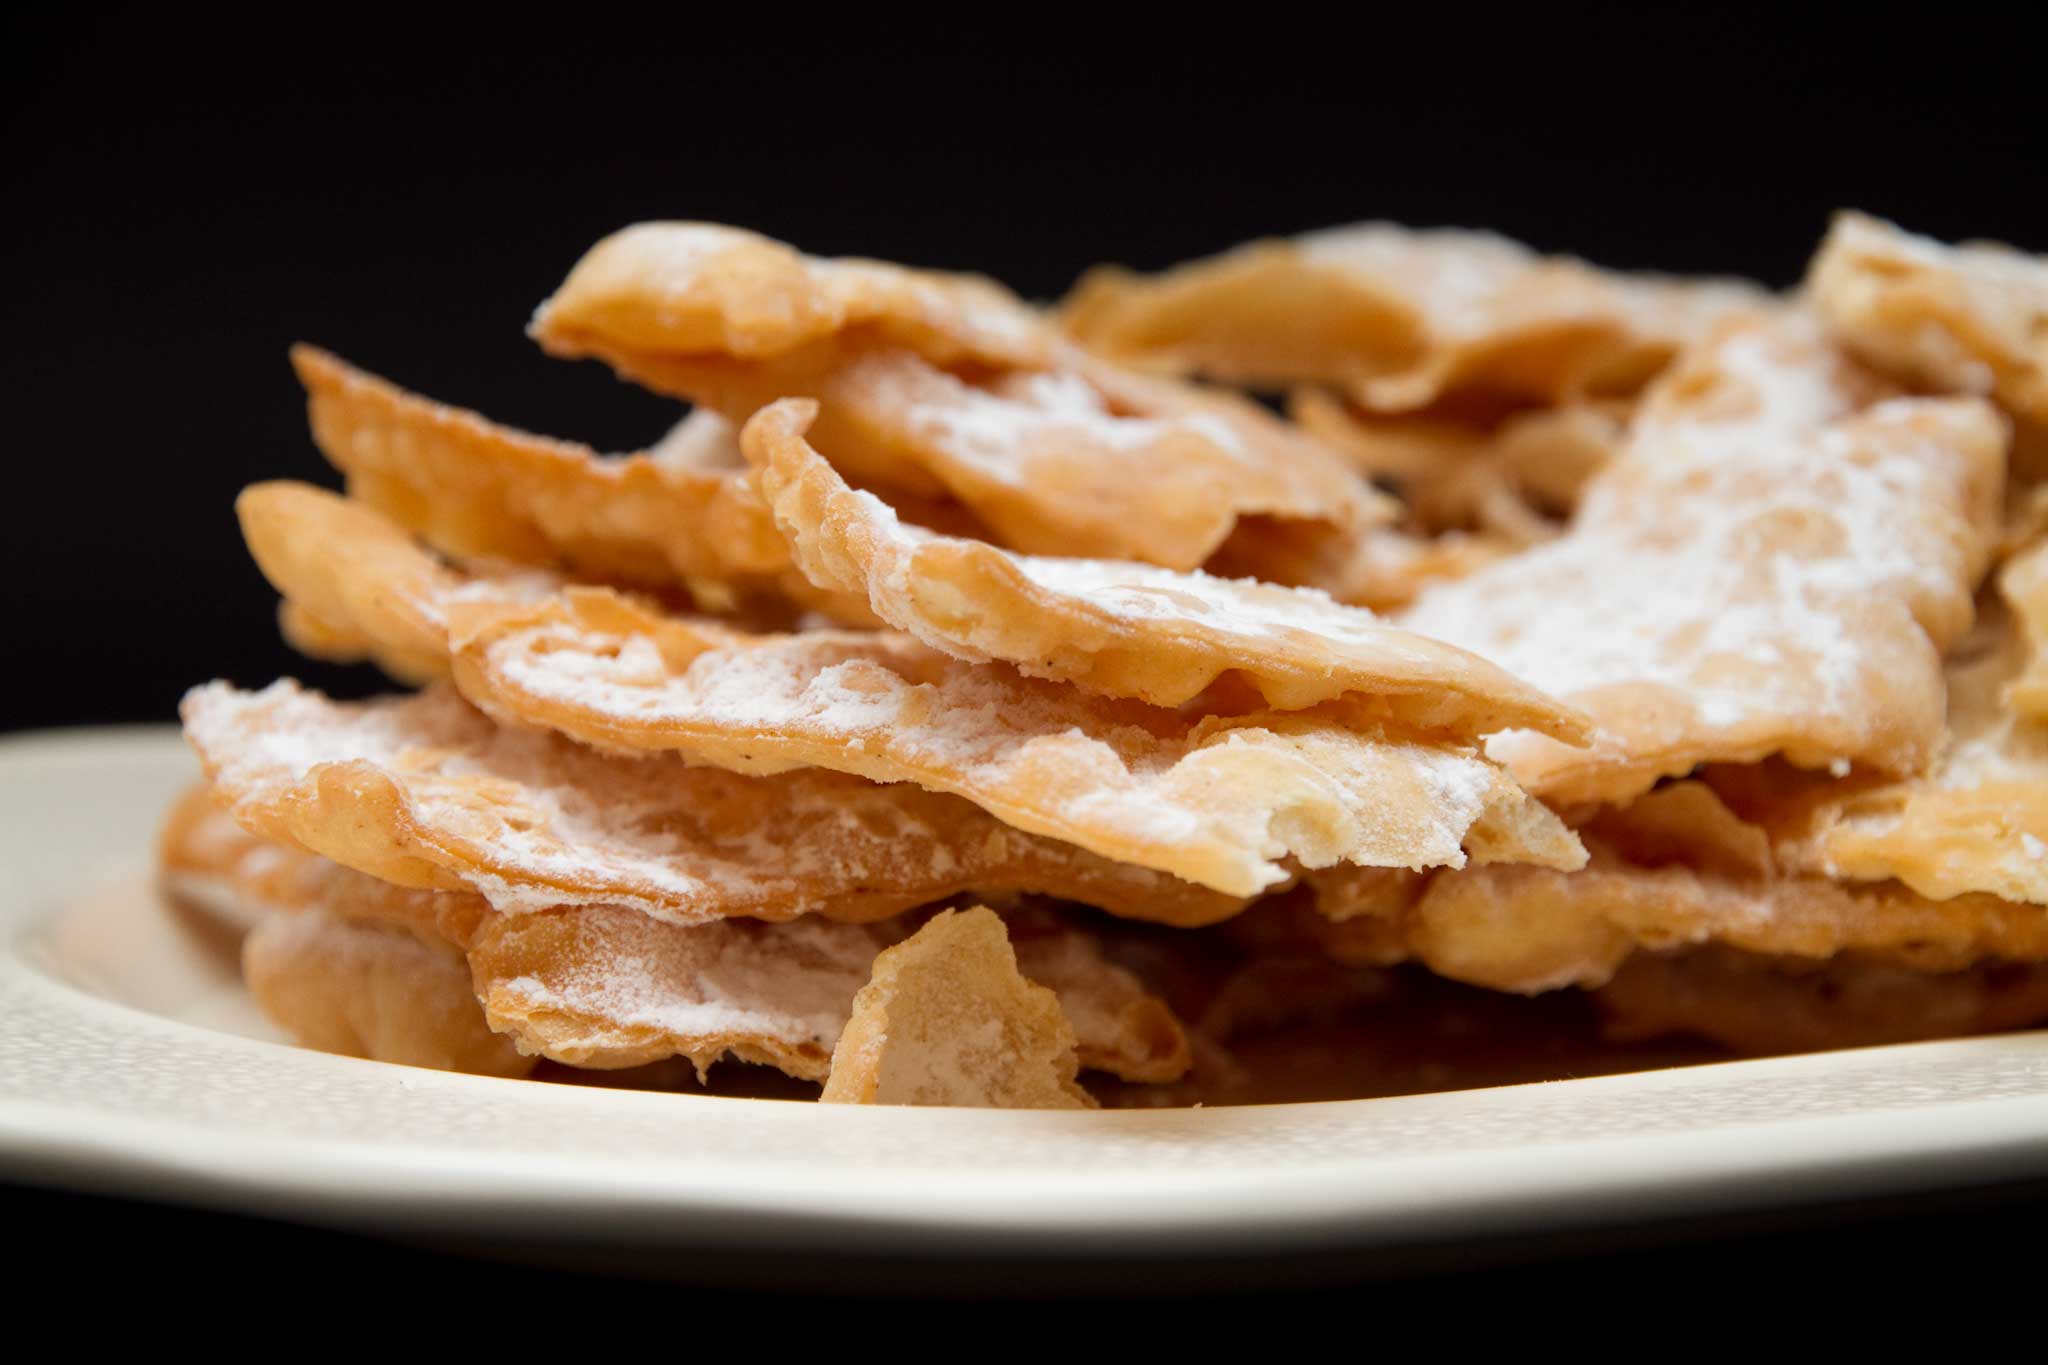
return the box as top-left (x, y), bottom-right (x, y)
top-left (1206, 521), bottom-right (1520, 613)
top-left (1716, 605), bottom-right (2048, 907)
top-left (527, 221), bottom-right (1050, 370)
top-left (292, 345), bottom-right (860, 620)
top-left (473, 904), bottom-right (1188, 1084)
top-left (1289, 389), bottom-right (1626, 539)
top-left (2001, 536), bottom-right (2048, 721)
top-left (1809, 211), bottom-right (2048, 438)
top-left (242, 908), bottom-right (539, 1077)
top-left (822, 907), bottom-right (1095, 1109)
top-left (163, 789), bottom-right (1191, 1084)
top-left (1398, 316), bottom-right (2007, 804)
top-left (529, 222), bottom-right (1384, 570)
top-left (181, 682), bottom-right (1251, 928)
top-left (1302, 782), bottom-right (2048, 994)
top-left (1059, 222), bottom-right (1767, 411)
top-left (233, 484), bottom-right (1582, 893)
top-left (741, 398), bottom-right (1589, 738)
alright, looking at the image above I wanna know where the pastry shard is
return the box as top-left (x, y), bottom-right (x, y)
top-left (1059, 223), bottom-right (1768, 411)
top-left (822, 907), bottom-right (1095, 1109)
top-left (741, 397), bottom-right (1591, 739)
top-left (159, 780), bottom-right (353, 930)
top-left (293, 346), bottom-right (853, 620)
top-left (2002, 536), bottom-right (2048, 721)
top-left (1398, 316), bottom-right (2008, 805)
top-left (530, 222), bottom-right (1383, 570)
top-left (1304, 783), bottom-right (2048, 995)
top-left (447, 608), bottom-right (1587, 896)
top-left (277, 599), bottom-right (445, 686)
top-left (1289, 388), bottom-right (1626, 540)
top-left (163, 788), bottom-right (1189, 1082)
top-left (1208, 522), bottom-right (1519, 614)
top-left (1400, 846), bottom-right (2048, 994)
top-left (1594, 948), bottom-right (2048, 1055)
top-left (473, 905), bottom-right (1189, 1084)
top-left (469, 906), bottom-right (896, 1077)
top-left (1809, 211), bottom-right (2048, 438)
top-left (1726, 606), bottom-right (2048, 907)
top-left (1002, 909), bottom-right (1191, 1083)
top-left (180, 682), bottom-right (1251, 928)
top-left (233, 483), bottom-right (1582, 894)
top-left (242, 908), bottom-right (538, 1077)
top-left (530, 221), bottom-right (1050, 371)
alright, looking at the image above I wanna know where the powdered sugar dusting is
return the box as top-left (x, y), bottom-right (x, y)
top-left (487, 908), bottom-right (891, 1064)
top-left (846, 353), bottom-right (1255, 490)
top-left (469, 609), bottom-right (1573, 892)
top-left (1399, 316), bottom-right (2003, 799)
top-left (747, 400), bottom-right (1578, 735)
top-left (179, 678), bottom-right (1269, 926)
top-left (185, 680), bottom-right (1139, 920)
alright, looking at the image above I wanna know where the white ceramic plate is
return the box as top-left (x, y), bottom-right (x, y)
top-left (5, 726), bottom-right (2048, 1272)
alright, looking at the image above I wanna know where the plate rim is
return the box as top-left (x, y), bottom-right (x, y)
top-left (5, 724), bottom-right (2048, 1255)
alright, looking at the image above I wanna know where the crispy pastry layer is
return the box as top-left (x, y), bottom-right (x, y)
top-left (1060, 222), bottom-right (1767, 411)
top-left (530, 221), bottom-right (1386, 571)
top-left (822, 907), bottom-right (1095, 1108)
top-left (164, 788), bottom-right (1190, 1084)
top-left (228, 483), bottom-right (1583, 894)
top-left (742, 397), bottom-right (1589, 737)
top-left (1399, 316), bottom-right (2007, 804)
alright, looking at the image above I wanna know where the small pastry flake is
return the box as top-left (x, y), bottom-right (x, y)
top-left (1060, 222), bottom-right (1767, 411)
top-left (822, 907), bottom-right (1095, 1109)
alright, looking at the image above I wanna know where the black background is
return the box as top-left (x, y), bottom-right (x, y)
top-left (7, 4), bottom-right (2046, 730)
top-left (6, 3), bottom-right (2048, 1300)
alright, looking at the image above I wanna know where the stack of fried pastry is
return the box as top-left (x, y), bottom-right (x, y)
top-left (162, 212), bottom-right (2048, 1108)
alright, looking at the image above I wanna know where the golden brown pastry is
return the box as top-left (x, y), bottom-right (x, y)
top-left (530, 222), bottom-right (1385, 572)
top-left (243, 910), bottom-right (537, 1078)
top-left (1302, 782), bottom-right (2048, 994)
top-left (180, 683), bottom-right (1253, 929)
top-left (822, 907), bottom-right (1095, 1108)
top-left (223, 483), bottom-right (1584, 895)
top-left (742, 396), bottom-right (1590, 735)
top-left (1060, 222), bottom-right (1767, 411)
top-left (1716, 605), bottom-right (2048, 907)
top-left (164, 790), bottom-right (1191, 1085)
top-left (1809, 211), bottom-right (2048, 446)
top-left (1399, 315), bottom-right (2007, 804)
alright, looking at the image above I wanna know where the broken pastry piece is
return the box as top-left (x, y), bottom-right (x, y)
top-left (530, 221), bottom-right (1384, 571)
top-left (164, 791), bottom-right (1191, 1086)
top-left (1299, 780), bottom-right (2048, 996)
top-left (2000, 533), bottom-right (2048, 721)
top-left (528, 221), bottom-right (1050, 371)
top-left (1060, 223), bottom-right (1768, 412)
top-left (171, 214), bottom-right (2048, 1108)
top-left (1717, 604), bottom-right (2048, 908)
top-left (1213, 520), bottom-right (1522, 614)
top-left (1289, 389), bottom-right (1627, 541)
top-left (472, 902), bottom-right (1188, 1085)
top-left (229, 483), bottom-right (1583, 896)
top-left (1808, 212), bottom-right (2048, 455)
top-left (242, 907), bottom-right (539, 1078)
top-left (742, 396), bottom-right (1590, 737)
top-left (181, 682), bottom-right (1252, 928)
top-left (822, 907), bottom-right (1095, 1109)
top-left (1399, 315), bottom-right (2008, 805)
top-left (293, 345), bottom-right (855, 621)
